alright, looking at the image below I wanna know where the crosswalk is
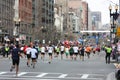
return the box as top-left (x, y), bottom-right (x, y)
top-left (0, 71), bottom-right (107, 80)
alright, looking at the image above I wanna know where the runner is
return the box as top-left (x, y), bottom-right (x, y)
top-left (30, 46), bottom-right (38, 68)
top-left (85, 45), bottom-right (92, 59)
top-left (79, 45), bottom-right (85, 61)
top-left (60, 44), bottom-right (65, 60)
top-left (73, 44), bottom-right (79, 60)
top-left (69, 45), bottom-right (74, 60)
top-left (10, 44), bottom-right (23, 76)
top-left (35, 44), bottom-right (41, 59)
top-left (56, 45), bottom-right (60, 58)
top-left (26, 45), bottom-right (32, 67)
top-left (41, 45), bottom-right (46, 61)
top-left (96, 45), bottom-right (100, 55)
top-left (93, 47), bottom-right (96, 55)
top-left (54, 45), bottom-right (57, 57)
top-left (23, 45), bottom-right (28, 58)
top-left (48, 44), bottom-right (53, 64)
top-left (65, 46), bottom-right (69, 59)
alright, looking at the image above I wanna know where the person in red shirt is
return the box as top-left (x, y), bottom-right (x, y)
top-left (23, 45), bottom-right (28, 57)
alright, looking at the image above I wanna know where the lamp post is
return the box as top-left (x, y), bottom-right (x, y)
top-left (13, 18), bottom-right (21, 44)
top-left (109, 4), bottom-right (119, 45)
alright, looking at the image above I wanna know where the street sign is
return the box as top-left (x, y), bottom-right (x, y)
top-left (116, 27), bottom-right (120, 37)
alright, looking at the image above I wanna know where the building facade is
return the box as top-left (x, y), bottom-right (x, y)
top-left (91, 11), bottom-right (102, 30)
top-left (13, 0), bottom-right (33, 44)
top-left (32, 0), bottom-right (54, 44)
top-left (68, 0), bottom-right (88, 31)
top-left (82, 1), bottom-right (88, 30)
top-left (55, 0), bottom-right (69, 40)
top-left (0, 0), bottom-right (15, 43)
top-left (18, 0), bottom-right (32, 44)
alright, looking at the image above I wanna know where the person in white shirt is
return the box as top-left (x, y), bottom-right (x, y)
top-left (25, 45), bottom-right (32, 67)
top-left (41, 45), bottom-right (46, 61)
top-left (60, 44), bottom-right (65, 59)
top-left (73, 45), bottom-right (79, 60)
top-left (30, 46), bottom-right (38, 68)
top-left (48, 44), bottom-right (53, 64)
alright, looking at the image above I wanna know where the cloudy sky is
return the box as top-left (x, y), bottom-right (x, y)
top-left (85, 0), bottom-right (119, 24)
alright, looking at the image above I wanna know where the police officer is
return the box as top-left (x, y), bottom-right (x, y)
top-left (105, 45), bottom-right (112, 64)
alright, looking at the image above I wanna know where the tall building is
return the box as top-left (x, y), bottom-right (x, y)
top-left (88, 9), bottom-right (93, 30)
top-left (91, 11), bottom-right (102, 30)
top-left (33, 0), bottom-right (54, 43)
top-left (68, 0), bottom-right (88, 31)
top-left (55, 0), bottom-right (80, 40)
top-left (55, 0), bottom-right (68, 32)
top-left (0, 0), bottom-right (15, 42)
top-left (82, 1), bottom-right (88, 30)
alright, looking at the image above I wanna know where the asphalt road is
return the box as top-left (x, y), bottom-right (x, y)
top-left (0, 51), bottom-right (116, 80)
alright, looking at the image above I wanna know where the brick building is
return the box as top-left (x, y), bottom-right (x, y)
top-left (14, 0), bottom-right (33, 44)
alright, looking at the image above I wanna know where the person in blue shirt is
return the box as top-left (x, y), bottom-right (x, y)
top-left (10, 44), bottom-right (23, 76)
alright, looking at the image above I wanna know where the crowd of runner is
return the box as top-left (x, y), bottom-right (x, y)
top-left (0, 41), bottom-right (119, 76)
top-left (0, 42), bottom-right (102, 61)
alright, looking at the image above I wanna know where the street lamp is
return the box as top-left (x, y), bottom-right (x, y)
top-left (109, 4), bottom-right (119, 44)
top-left (13, 18), bottom-right (21, 44)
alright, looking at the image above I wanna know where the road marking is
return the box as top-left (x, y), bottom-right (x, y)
top-left (17, 72), bottom-right (27, 76)
top-left (0, 72), bottom-right (7, 75)
top-left (0, 71), bottom-right (105, 80)
top-left (58, 74), bottom-right (68, 78)
top-left (81, 74), bottom-right (89, 79)
top-left (36, 73), bottom-right (48, 77)
top-left (0, 77), bottom-right (59, 80)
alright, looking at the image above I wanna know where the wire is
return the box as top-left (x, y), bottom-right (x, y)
top-left (107, 0), bottom-right (119, 5)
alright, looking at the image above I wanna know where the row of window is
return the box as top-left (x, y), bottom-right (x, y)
top-left (20, 0), bottom-right (32, 9)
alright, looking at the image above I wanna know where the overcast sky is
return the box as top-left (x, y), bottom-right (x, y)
top-left (85, 0), bottom-right (119, 25)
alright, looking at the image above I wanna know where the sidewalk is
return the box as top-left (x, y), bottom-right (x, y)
top-left (106, 59), bottom-right (117, 80)
top-left (108, 61), bottom-right (120, 80)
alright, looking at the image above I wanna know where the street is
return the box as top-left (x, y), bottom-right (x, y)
top-left (0, 51), bottom-right (116, 80)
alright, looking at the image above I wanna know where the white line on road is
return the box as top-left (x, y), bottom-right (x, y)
top-left (58, 74), bottom-right (68, 78)
top-left (0, 77), bottom-right (59, 80)
top-left (0, 72), bottom-right (7, 75)
top-left (36, 73), bottom-right (48, 77)
top-left (17, 72), bottom-right (27, 76)
top-left (81, 74), bottom-right (89, 79)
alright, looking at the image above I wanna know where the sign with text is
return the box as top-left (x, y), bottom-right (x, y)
top-left (116, 27), bottom-right (120, 37)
